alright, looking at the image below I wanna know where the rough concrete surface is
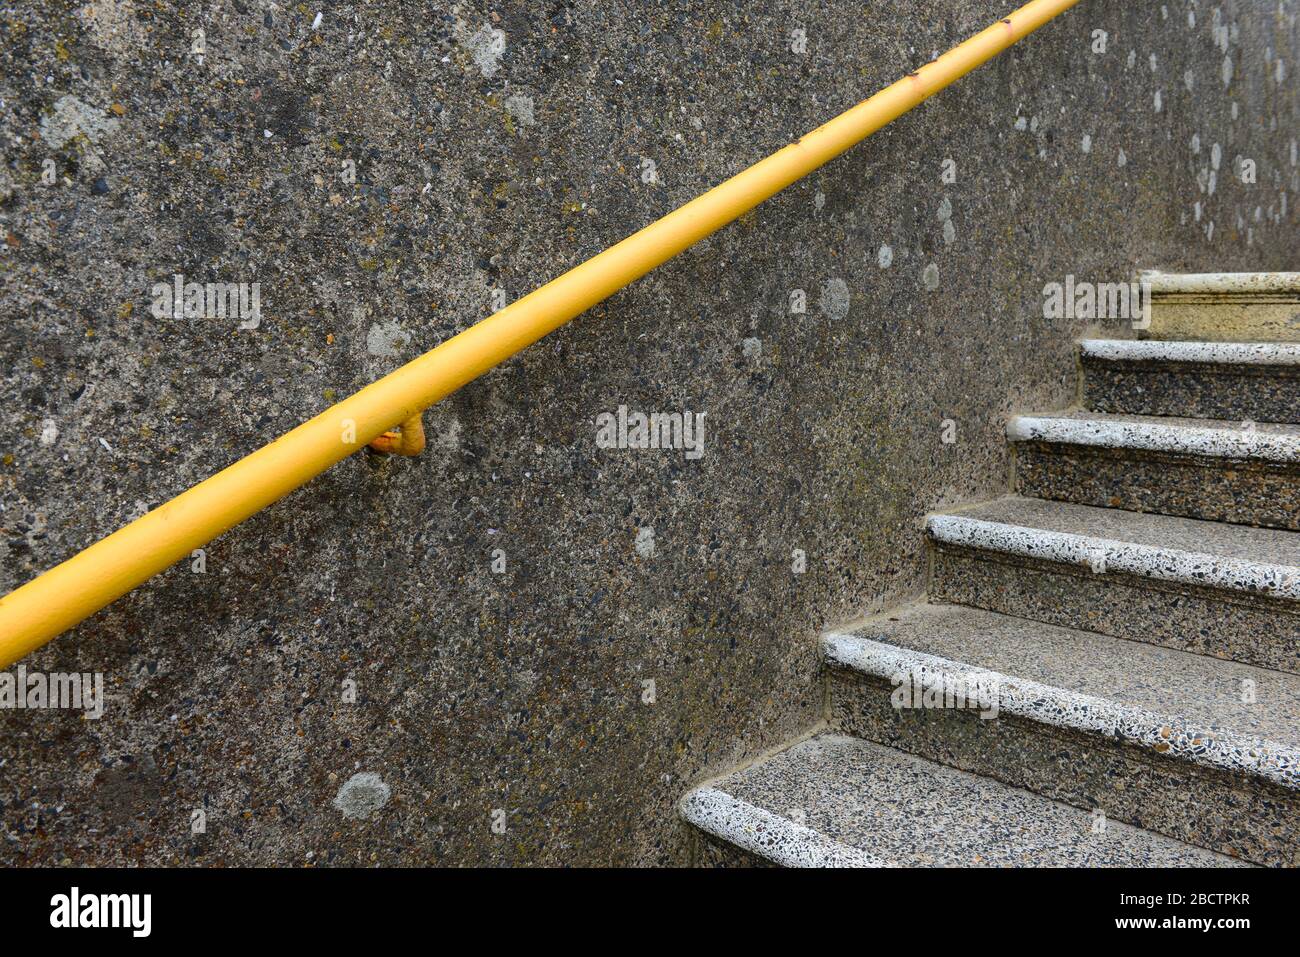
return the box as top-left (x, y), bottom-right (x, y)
top-left (0, 1), bottom-right (1296, 865)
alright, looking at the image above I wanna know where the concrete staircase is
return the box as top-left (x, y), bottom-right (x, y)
top-left (681, 272), bottom-right (1300, 867)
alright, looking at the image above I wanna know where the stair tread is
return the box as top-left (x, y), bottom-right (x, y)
top-left (681, 734), bottom-right (1245, 867)
top-left (930, 496), bottom-right (1300, 577)
top-left (827, 602), bottom-right (1300, 765)
top-left (1010, 411), bottom-right (1300, 461)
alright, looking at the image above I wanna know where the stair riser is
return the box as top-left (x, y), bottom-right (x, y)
top-left (1081, 363), bottom-right (1300, 423)
top-left (1144, 302), bottom-right (1300, 342)
top-left (930, 545), bottom-right (1300, 673)
top-left (692, 831), bottom-right (774, 867)
top-left (828, 668), bottom-right (1296, 866)
top-left (1014, 445), bottom-right (1300, 530)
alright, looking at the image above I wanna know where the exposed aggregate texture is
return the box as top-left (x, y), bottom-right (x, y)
top-left (1, 1), bottom-right (1296, 865)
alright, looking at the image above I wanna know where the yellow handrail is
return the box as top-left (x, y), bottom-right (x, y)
top-left (0, 0), bottom-right (1082, 667)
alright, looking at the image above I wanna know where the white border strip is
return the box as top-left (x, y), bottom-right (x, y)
top-left (680, 786), bottom-right (888, 868)
top-left (926, 514), bottom-right (1300, 601)
top-left (822, 635), bottom-right (1299, 791)
top-left (1007, 414), bottom-right (1300, 463)
top-left (1081, 339), bottom-right (1300, 366)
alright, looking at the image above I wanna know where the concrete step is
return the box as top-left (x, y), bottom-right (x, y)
top-left (926, 496), bottom-right (1300, 673)
top-left (825, 602), bottom-right (1300, 866)
top-left (1140, 271), bottom-right (1300, 342)
top-left (1009, 412), bottom-right (1300, 530)
top-left (680, 733), bottom-right (1245, 867)
top-left (1081, 339), bottom-right (1300, 423)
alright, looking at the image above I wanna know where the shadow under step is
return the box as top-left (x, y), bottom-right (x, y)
top-left (680, 734), bottom-right (1245, 867)
top-left (927, 496), bottom-right (1300, 673)
top-left (825, 602), bottom-right (1300, 866)
top-left (1081, 339), bottom-right (1300, 423)
top-left (1009, 412), bottom-right (1300, 530)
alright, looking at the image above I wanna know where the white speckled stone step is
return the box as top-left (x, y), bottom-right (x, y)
top-left (827, 605), bottom-right (1300, 783)
top-left (1080, 339), bottom-right (1300, 422)
top-left (1008, 412), bottom-right (1300, 529)
top-left (926, 497), bottom-right (1300, 672)
top-left (824, 602), bottom-right (1300, 865)
top-left (680, 734), bottom-right (1245, 867)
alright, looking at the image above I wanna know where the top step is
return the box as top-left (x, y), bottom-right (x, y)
top-left (1141, 271), bottom-right (1300, 342)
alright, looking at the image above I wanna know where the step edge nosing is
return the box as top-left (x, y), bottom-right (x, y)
top-left (1006, 414), bottom-right (1300, 463)
top-left (679, 785), bottom-right (889, 868)
top-left (924, 514), bottom-right (1300, 601)
top-left (1139, 271), bottom-right (1300, 296)
top-left (1080, 339), bottom-right (1300, 366)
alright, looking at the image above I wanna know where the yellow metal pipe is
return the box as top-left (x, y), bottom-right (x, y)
top-left (0, 0), bottom-right (1082, 667)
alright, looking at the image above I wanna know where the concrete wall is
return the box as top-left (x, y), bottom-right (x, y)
top-left (0, 0), bottom-right (1295, 865)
